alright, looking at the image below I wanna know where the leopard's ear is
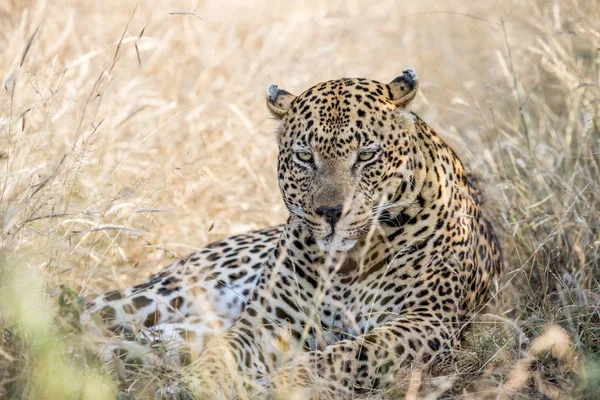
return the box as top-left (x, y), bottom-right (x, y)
top-left (388, 69), bottom-right (419, 108)
top-left (266, 84), bottom-right (296, 119)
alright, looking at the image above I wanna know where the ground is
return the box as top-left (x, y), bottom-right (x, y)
top-left (0, 0), bottom-right (598, 399)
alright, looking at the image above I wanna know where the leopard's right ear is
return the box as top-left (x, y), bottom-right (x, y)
top-left (266, 84), bottom-right (296, 119)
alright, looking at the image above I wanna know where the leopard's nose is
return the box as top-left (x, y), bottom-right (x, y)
top-left (315, 205), bottom-right (343, 226)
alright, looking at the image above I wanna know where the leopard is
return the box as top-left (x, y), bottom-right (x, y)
top-left (83, 69), bottom-right (502, 398)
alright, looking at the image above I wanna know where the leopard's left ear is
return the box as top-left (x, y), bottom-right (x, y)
top-left (388, 69), bottom-right (419, 108)
top-left (266, 84), bottom-right (296, 119)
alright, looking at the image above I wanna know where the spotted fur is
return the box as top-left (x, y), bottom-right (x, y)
top-left (84, 70), bottom-right (502, 398)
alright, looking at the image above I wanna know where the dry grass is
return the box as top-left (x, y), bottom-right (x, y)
top-left (0, 0), bottom-right (599, 398)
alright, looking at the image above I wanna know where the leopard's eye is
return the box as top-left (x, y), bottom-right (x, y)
top-left (296, 151), bottom-right (314, 163)
top-left (358, 151), bottom-right (377, 162)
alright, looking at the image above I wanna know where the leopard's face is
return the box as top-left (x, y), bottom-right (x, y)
top-left (267, 71), bottom-right (423, 252)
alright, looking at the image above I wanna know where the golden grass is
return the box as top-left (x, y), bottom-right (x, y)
top-left (1, 0), bottom-right (599, 398)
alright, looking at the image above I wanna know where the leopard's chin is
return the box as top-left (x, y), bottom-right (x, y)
top-left (316, 234), bottom-right (358, 252)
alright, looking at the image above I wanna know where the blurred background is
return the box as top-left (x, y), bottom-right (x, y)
top-left (1, 0), bottom-right (598, 398)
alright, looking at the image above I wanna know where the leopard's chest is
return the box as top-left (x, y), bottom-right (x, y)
top-left (305, 274), bottom-right (403, 349)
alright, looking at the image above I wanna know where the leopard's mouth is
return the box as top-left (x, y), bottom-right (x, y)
top-left (316, 233), bottom-right (358, 252)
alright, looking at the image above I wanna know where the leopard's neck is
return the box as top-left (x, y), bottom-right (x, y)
top-left (380, 114), bottom-right (472, 235)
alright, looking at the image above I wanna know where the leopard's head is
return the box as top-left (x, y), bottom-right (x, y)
top-left (267, 70), bottom-right (426, 252)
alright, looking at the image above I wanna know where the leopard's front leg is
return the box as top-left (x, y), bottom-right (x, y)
top-left (275, 312), bottom-right (457, 398)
